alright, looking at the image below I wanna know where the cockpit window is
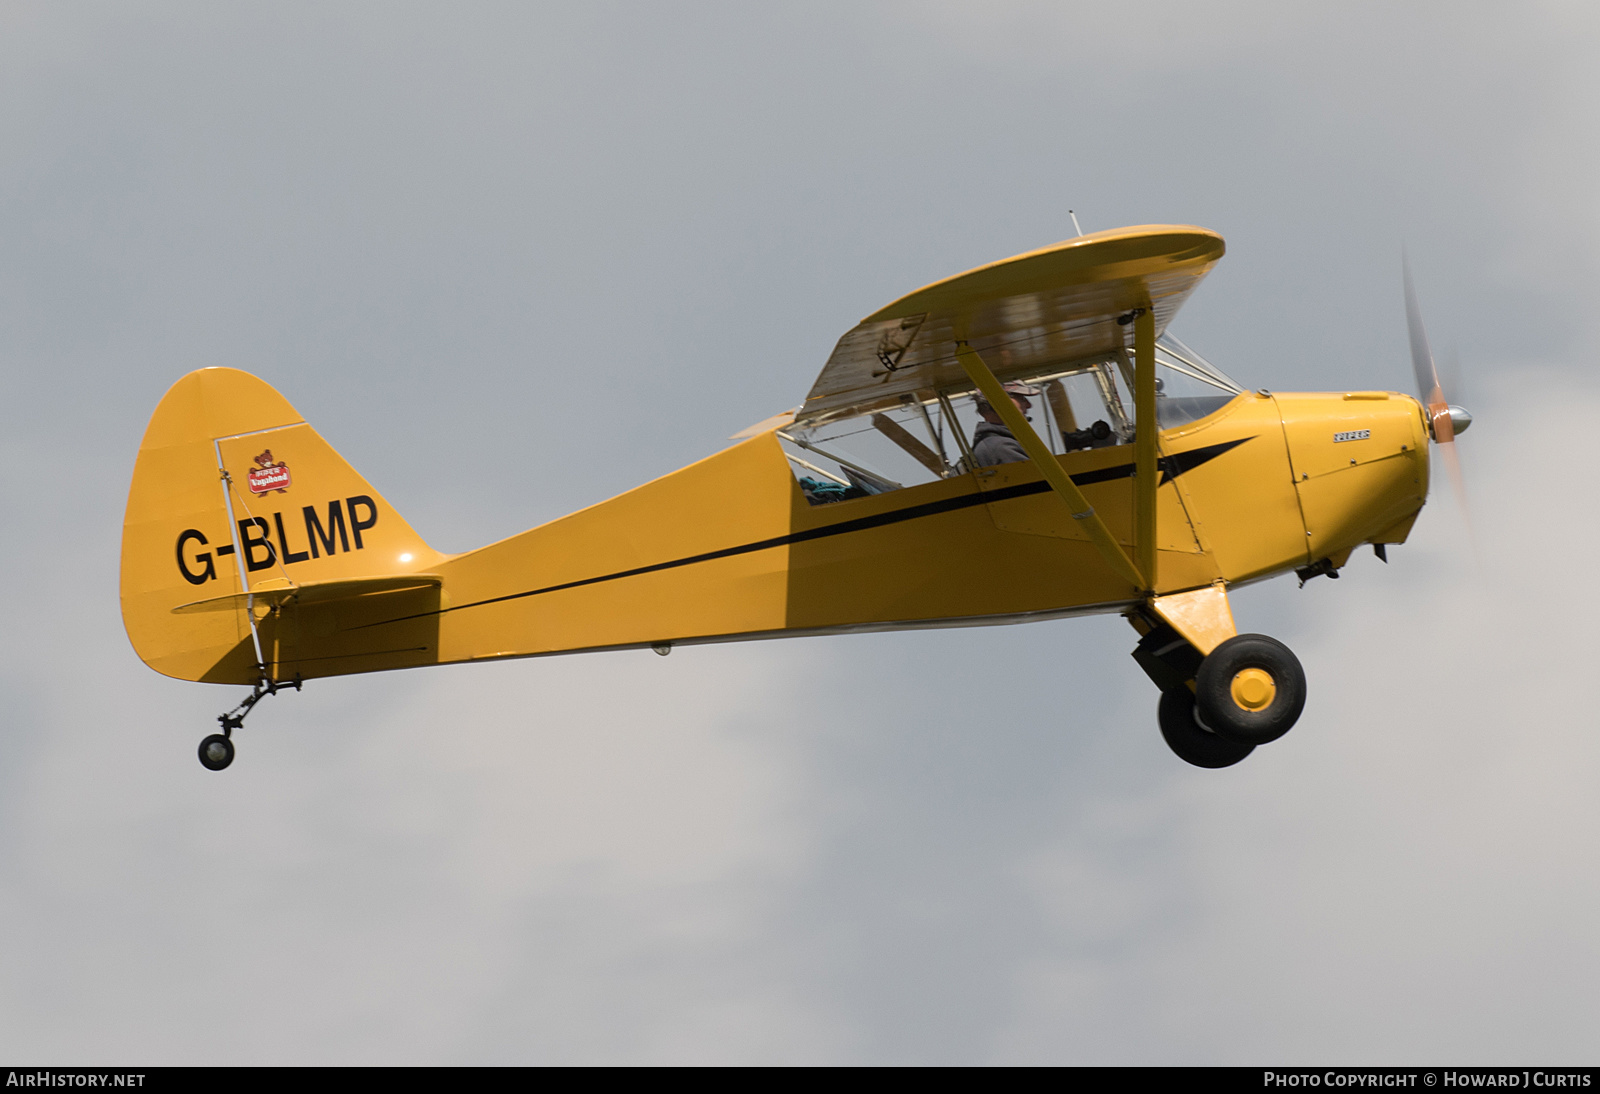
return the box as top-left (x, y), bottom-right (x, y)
top-left (780, 333), bottom-right (1242, 504)
top-left (780, 401), bottom-right (955, 505)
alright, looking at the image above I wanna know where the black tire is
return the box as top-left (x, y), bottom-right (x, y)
top-left (198, 733), bottom-right (235, 771)
top-left (1194, 634), bottom-right (1306, 746)
top-left (1158, 689), bottom-right (1254, 769)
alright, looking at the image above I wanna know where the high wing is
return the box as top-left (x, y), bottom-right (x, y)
top-left (797, 224), bottom-right (1225, 427)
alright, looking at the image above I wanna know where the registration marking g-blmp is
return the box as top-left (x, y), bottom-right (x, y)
top-left (1333, 429), bottom-right (1371, 443)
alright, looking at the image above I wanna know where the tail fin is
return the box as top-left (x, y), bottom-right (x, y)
top-left (121, 368), bottom-right (445, 684)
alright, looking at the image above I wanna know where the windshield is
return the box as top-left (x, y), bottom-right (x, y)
top-left (1151, 333), bottom-right (1242, 428)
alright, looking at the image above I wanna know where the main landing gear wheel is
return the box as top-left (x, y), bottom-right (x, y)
top-left (1158, 689), bottom-right (1254, 769)
top-left (198, 733), bottom-right (235, 771)
top-left (1194, 634), bottom-right (1306, 747)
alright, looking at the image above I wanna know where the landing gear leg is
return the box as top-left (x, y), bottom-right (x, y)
top-left (198, 674), bottom-right (302, 771)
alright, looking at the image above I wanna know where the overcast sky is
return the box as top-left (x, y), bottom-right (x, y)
top-left (2, 1), bottom-right (1598, 1064)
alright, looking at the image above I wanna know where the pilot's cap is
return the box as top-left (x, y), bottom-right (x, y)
top-left (974, 381), bottom-right (1039, 410)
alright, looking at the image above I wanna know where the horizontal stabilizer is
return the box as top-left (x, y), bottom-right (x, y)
top-left (171, 574), bottom-right (442, 615)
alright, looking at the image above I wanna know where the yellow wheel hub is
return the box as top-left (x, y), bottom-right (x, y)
top-left (1230, 668), bottom-right (1276, 712)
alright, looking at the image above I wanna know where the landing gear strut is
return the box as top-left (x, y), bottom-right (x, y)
top-left (198, 674), bottom-right (301, 771)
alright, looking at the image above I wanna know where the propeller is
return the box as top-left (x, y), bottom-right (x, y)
top-left (1402, 253), bottom-right (1473, 528)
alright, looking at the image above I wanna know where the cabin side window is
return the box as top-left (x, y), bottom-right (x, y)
top-left (780, 400), bottom-right (957, 505)
top-left (778, 376), bottom-right (1128, 505)
top-left (780, 335), bottom-right (1242, 504)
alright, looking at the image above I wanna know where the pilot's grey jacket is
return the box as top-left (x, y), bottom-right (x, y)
top-left (970, 421), bottom-right (1028, 467)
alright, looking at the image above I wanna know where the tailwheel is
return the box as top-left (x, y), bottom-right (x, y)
top-left (198, 733), bottom-right (235, 771)
top-left (1158, 689), bottom-right (1254, 768)
top-left (1194, 634), bottom-right (1306, 747)
top-left (197, 674), bottom-right (301, 771)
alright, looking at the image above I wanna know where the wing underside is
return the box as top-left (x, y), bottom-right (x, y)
top-left (799, 225), bottom-right (1225, 427)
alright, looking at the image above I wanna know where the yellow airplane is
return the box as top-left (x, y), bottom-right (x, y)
top-left (119, 224), bottom-right (1470, 771)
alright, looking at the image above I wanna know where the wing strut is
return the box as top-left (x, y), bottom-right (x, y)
top-left (1132, 308), bottom-right (1158, 591)
top-left (955, 344), bottom-right (1146, 593)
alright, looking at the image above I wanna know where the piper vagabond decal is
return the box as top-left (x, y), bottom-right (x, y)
top-left (118, 225), bottom-right (1470, 771)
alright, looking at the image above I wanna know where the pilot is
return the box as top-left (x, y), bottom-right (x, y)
top-left (970, 382), bottom-right (1037, 466)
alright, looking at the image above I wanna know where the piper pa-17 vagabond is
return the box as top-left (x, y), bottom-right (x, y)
top-left (119, 225), bottom-right (1470, 770)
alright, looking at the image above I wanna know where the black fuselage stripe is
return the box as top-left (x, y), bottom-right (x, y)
top-left (355, 485), bottom-right (1011, 627)
top-left (353, 437), bottom-right (1253, 629)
